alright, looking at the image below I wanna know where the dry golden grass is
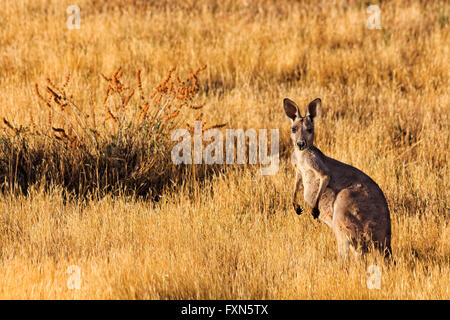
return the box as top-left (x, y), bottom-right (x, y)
top-left (0, 0), bottom-right (448, 299)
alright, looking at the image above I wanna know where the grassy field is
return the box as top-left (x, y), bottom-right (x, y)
top-left (0, 0), bottom-right (448, 299)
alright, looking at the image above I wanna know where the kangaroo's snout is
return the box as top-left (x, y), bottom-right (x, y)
top-left (297, 140), bottom-right (307, 150)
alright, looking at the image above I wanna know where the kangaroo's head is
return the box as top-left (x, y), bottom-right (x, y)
top-left (283, 98), bottom-right (321, 151)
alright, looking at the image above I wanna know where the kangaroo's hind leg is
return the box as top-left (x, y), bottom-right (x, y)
top-left (332, 191), bottom-right (362, 261)
top-left (335, 232), bottom-right (350, 260)
top-left (332, 207), bottom-right (352, 260)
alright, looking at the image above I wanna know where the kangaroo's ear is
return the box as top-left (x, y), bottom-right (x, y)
top-left (283, 98), bottom-right (300, 121)
top-left (306, 98), bottom-right (321, 119)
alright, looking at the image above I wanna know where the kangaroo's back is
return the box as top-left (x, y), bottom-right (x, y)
top-left (322, 150), bottom-right (391, 256)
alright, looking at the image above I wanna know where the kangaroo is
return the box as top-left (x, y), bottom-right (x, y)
top-left (284, 98), bottom-right (392, 260)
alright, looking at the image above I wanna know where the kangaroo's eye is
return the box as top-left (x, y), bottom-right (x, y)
top-left (291, 127), bottom-right (297, 133)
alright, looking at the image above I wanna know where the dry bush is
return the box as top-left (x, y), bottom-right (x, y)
top-left (0, 66), bottom-right (219, 198)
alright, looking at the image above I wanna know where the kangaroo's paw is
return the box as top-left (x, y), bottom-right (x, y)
top-left (293, 203), bottom-right (303, 215)
top-left (312, 206), bottom-right (320, 219)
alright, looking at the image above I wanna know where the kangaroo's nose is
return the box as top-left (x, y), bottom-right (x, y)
top-left (297, 140), bottom-right (306, 150)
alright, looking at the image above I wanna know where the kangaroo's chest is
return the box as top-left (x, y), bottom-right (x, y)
top-left (300, 169), bottom-right (335, 227)
top-left (301, 169), bottom-right (320, 207)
